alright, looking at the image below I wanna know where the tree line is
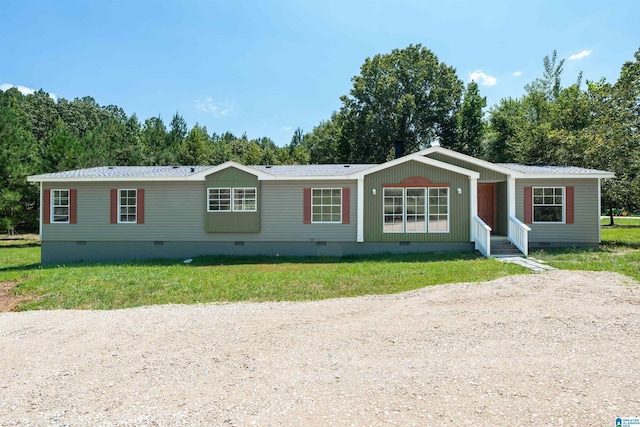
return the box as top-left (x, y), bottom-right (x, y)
top-left (1, 44), bottom-right (638, 233)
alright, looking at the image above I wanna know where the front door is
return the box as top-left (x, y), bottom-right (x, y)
top-left (477, 183), bottom-right (496, 233)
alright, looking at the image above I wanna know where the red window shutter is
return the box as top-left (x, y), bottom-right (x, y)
top-left (110, 189), bottom-right (118, 224)
top-left (137, 189), bottom-right (145, 224)
top-left (342, 188), bottom-right (350, 224)
top-left (69, 189), bottom-right (77, 224)
top-left (43, 189), bottom-right (51, 224)
top-left (303, 188), bottom-right (311, 224)
top-left (566, 186), bottom-right (574, 224)
top-left (524, 187), bottom-right (533, 224)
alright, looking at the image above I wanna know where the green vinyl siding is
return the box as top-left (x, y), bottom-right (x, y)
top-left (427, 152), bottom-right (507, 181)
top-left (364, 160), bottom-right (470, 242)
top-left (41, 180), bottom-right (357, 242)
top-left (495, 181), bottom-right (508, 235)
top-left (516, 178), bottom-right (599, 244)
top-left (205, 167), bottom-right (260, 233)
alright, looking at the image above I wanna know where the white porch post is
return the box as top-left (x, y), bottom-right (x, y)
top-left (508, 176), bottom-right (516, 217)
top-left (39, 184), bottom-right (43, 240)
top-left (597, 178), bottom-right (602, 243)
top-left (470, 177), bottom-right (478, 242)
top-left (357, 178), bottom-right (364, 243)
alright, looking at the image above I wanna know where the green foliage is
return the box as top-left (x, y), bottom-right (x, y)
top-left (336, 44), bottom-right (464, 163)
top-left (0, 89), bottom-right (312, 232)
top-left (485, 47), bottom-right (640, 215)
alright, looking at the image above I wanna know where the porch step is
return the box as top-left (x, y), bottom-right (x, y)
top-left (490, 237), bottom-right (524, 257)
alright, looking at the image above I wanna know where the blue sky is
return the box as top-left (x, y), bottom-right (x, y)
top-left (2, 0), bottom-right (638, 146)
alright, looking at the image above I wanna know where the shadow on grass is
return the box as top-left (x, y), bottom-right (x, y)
top-left (0, 251), bottom-right (485, 274)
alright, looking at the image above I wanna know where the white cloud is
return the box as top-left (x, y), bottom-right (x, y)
top-left (281, 126), bottom-right (292, 132)
top-left (513, 71), bottom-right (523, 77)
top-left (469, 70), bottom-right (498, 86)
top-left (194, 97), bottom-right (235, 117)
top-left (0, 83), bottom-right (58, 101)
top-left (568, 50), bottom-right (592, 61)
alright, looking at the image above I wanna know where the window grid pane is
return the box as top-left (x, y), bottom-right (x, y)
top-left (427, 188), bottom-right (449, 232)
top-left (312, 188), bottom-right (342, 223)
top-left (51, 190), bottom-right (70, 223)
top-left (119, 189), bottom-right (137, 223)
top-left (208, 188), bottom-right (231, 212)
top-left (533, 187), bottom-right (564, 222)
top-left (383, 188), bottom-right (404, 232)
top-left (233, 188), bottom-right (257, 212)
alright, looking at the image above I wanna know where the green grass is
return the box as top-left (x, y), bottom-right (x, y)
top-left (0, 243), bottom-right (527, 311)
top-left (534, 223), bottom-right (640, 281)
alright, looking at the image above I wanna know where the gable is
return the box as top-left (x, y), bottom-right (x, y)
top-left (205, 166), bottom-right (260, 187)
top-left (426, 152), bottom-right (507, 181)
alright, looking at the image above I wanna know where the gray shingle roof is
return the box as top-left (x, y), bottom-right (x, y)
top-left (252, 164), bottom-right (373, 176)
top-left (497, 163), bottom-right (612, 175)
top-left (31, 166), bottom-right (211, 179)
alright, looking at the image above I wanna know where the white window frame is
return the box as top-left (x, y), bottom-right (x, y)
top-left (427, 187), bottom-right (450, 233)
top-left (207, 188), bottom-right (232, 212)
top-left (207, 187), bottom-right (257, 212)
top-left (405, 188), bottom-right (427, 233)
top-left (532, 186), bottom-right (565, 224)
top-left (233, 187), bottom-right (257, 212)
top-left (382, 186), bottom-right (450, 233)
top-left (383, 188), bottom-right (405, 233)
top-left (118, 189), bottom-right (138, 224)
top-left (51, 189), bottom-right (70, 224)
top-left (311, 188), bottom-right (342, 224)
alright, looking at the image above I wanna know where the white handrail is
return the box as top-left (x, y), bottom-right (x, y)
top-left (472, 216), bottom-right (492, 257)
top-left (508, 216), bottom-right (531, 257)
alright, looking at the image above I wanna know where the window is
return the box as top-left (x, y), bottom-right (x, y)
top-left (312, 188), bottom-right (342, 223)
top-left (233, 188), bottom-right (257, 212)
top-left (383, 187), bottom-right (449, 233)
top-left (51, 189), bottom-right (70, 223)
top-left (118, 189), bottom-right (137, 223)
top-left (208, 187), bottom-right (257, 212)
top-left (208, 188), bottom-right (231, 212)
top-left (428, 188), bottom-right (449, 232)
top-left (406, 188), bottom-right (426, 232)
top-left (533, 187), bottom-right (564, 223)
top-left (383, 188), bottom-right (404, 232)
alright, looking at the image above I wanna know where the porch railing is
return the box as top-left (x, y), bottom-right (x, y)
top-left (472, 215), bottom-right (492, 257)
top-left (508, 216), bottom-right (531, 257)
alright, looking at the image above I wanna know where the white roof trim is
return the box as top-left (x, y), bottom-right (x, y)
top-left (188, 161), bottom-right (273, 180)
top-left (515, 173), bottom-right (615, 179)
top-left (349, 152), bottom-right (480, 179)
top-left (417, 146), bottom-right (525, 177)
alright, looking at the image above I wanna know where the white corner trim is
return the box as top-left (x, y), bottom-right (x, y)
top-left (357, 178), bottom-right (364, 242)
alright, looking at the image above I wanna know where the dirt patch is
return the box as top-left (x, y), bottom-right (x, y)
top-left (1, 270), bottom-right (639, 426)
top-left (0, 281), bottom-right (30, 312)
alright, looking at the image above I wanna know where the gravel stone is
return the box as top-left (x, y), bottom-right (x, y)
top-left (1, 270), bottom-right (639, 426)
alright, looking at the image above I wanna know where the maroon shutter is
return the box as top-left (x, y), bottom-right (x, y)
top-left (69, 189), bottom-right (77, 224)
top-left (110, 189), bottom-right (118, 224)
top-left (342, 188), bottom-right (350, 224)
top-left (524, 187), bottom-right (533, 224)
top-left (43, 189), bottom-right (51, 224)
top-left (137, 189), bottom-right (145, 224)
top-left (566, 186), bottom-right (574, 224)
top-left (303, 188), bottom-right (312, 224)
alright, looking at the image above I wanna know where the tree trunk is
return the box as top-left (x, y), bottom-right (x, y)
top-left (609, 203), bottom-right (615, 226)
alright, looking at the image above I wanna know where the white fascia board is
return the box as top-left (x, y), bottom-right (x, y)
top-left (417, 146), bottom-right (525, 178)
top-left (516, 173), bottom-right (615, 180)
top-left (349, 153), bottom-right (479, 179)
top-left (189, 161), bottom-right (274, 180)
top-left (27, 161), bottom-right (275, 183)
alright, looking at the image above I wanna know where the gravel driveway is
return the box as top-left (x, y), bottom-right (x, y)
top-left (1, 270), bottom-right (639, 426)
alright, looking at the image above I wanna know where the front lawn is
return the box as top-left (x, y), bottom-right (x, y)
top-left (0, 240), bottom-right (527, 311)
top-left (534, 223), bottom-right (640, 281)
